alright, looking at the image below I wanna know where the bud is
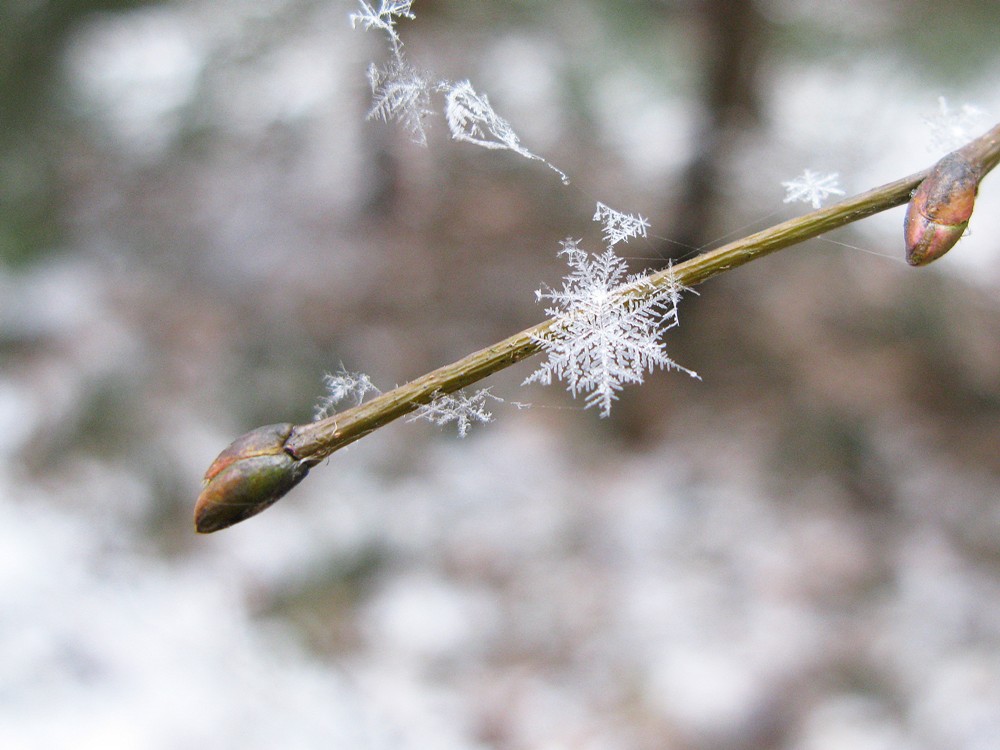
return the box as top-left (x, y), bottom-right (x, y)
top-left (904, 152), bottom-right (980, 266)
top-left (194, 423), bottom-right (309, 533)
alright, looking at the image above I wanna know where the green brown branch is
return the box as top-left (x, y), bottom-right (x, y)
top-left (195, 122), bottom-right (1000, 533)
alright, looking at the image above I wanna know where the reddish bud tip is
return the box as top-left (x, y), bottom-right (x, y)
top-left (904, 153), bottom-right (980, 266)
top-left (195, 423), bottom-right (309, 533)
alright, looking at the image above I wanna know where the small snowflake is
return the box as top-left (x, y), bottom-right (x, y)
top-left (408, 388), bottom-right (501, 437)
top-left (524, 239), bottom-right (696, 417)
top-left (594, 202), bottom-right (650, 247)
top-left (924, 96), bottom-right (989, 153)
top-left (781, 170), bottom-right (845, 209)
top-left (314, 367), bottom-right (381, 420)
top-left (366, 59), bottom-right (434, 145)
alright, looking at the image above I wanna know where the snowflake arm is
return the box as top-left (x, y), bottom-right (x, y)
top-left (524, 239), bottom-right (696, 418)
top-left (781, 169), bottom-right (845, 209)
top-left (407, 388), bottom-right (500, 437)
top-left (366, 60), bottom-right (434, 145)
top-left (314, 367), bottom-right (381, 420)
top-left (593, 202), bottom-right (650, 247)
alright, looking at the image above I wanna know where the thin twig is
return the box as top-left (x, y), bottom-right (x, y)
top-left (286, 168), bottom-right (935, 462)
top-left (195, 123), bottom-right (1000, 532)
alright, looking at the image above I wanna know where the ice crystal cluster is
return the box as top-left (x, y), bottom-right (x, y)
top-left (351, 0), bottom-right (566, 181)
top-left (525, 235), bottom-right (696, 418)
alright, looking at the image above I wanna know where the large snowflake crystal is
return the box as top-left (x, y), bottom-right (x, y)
top-left (525, 239), bottom-right (696, 417)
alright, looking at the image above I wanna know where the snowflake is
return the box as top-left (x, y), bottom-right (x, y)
top-left (781, 169), bottom-right (845, 209)
top-left (524, 239), bottom-right (696, 417)
top-left (314, 367), bottom-right (381, 420)
top-left (924, 96), bottom-right (989, 152)
top-left (593, 202), bottom-right (650, 247)
top-left (366, 60), bottom-right (434, 145)
top-left (440, 79), bottom-right (568, 183)
top-left (350, 0), bottom-right (415, 54)
top-left (408, 388), bottom-right (501, 437)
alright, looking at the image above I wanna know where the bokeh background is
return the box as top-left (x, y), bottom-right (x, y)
top-left (4, 1), bottom-right (1000, 748)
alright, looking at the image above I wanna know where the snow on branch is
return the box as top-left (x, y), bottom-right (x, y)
top-left (781, 169), bottom-right (845, 209)
top-left (524, 239), bottom-right (697, 418)
top-left (593, 202), bottom-right (650, 248)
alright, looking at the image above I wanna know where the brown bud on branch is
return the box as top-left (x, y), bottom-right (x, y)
top-left (904, 123), bottom-right (1000, 266)
top-left (194, 423), bottom-right (310, 533)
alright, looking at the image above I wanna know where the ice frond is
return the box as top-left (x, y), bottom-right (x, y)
top-left (350, 1), bottom-right (415, 53)
top-left (781, 169), bottom-right (845, 209)
top-left (924, 96), bottom-right (989, 153)
top-left (524, 239), bottom-right (697, 418)
top-left (314, 367), bottom-right (381, 420)
top-left (593, 202), bottom-right (650, 247)
top-left (440, 80), bottom-right (569, 183)
top-left (408, 388), bottom-right (501, 437)
top-left (366, 60), bottom-right (434, 145)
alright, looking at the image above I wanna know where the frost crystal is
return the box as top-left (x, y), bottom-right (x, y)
top-left (924, 96), bottom-right (989, 152)
top-left (781, 170), bottom-right (845, 209)
top-left (524, 239), bottom-right (696, 417)
top-left (367, 60), bottom-right (434, 145)
top-left (314, 367), bottom-right (381, 420)
top-left (350, 1), bottom-right (415, 54)
top-left (408, 388), bottom-right (500, 437)
top-left (593, 202), bottom-right (650, 247)
top-left (441, 80), bottom-right (568, 183)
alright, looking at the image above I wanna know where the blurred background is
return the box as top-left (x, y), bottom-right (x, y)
top-left (4, 0), bottom-right (1000, 747)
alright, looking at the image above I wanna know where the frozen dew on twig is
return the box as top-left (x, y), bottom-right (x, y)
top-left (781, 169), bottom-right (846, 209)
top-left (314, 367), bottom-right (381, 420)
top-left (407, 388), bottom-right (502, 437)
top-left (924, 96), bottom-right (990, 153)
top-left (593, 202), bottom-right (651, 248)
top-left (524, 239), bottom-right (697, 418)
top-left (440, 79), bottom-right (569, 184)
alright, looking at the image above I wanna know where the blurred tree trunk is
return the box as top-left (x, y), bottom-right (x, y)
top-left (662, 0), bottom-right (769, 257)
